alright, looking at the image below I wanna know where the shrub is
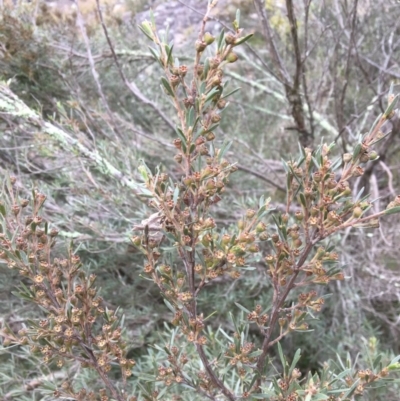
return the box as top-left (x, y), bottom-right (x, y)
top-left (1, 2), bottom-right (400, 401)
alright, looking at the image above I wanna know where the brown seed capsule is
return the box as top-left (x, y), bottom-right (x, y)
top-left (173, 138), bottom-right (182, 149)
top-left (225, 33), bottom-right (236, 45)
top-left (207, 57), bottom-right (219, 70)
top-left (170, 75), bottom-right (180, 88)
top-left (179, 65), bottom-right (188, 77)
top-left (211, 113), bottom-right (221, 123)
top-left (195, 40), bottom-right (207, 52)
top-left (217, 99), bottom-right (227, 109)
top-left (205, 132), bottom-right (215, 141)
top-left (343, 153), bottom-right (352, 163)
top-left (174, 154), bottom-right (183, 163)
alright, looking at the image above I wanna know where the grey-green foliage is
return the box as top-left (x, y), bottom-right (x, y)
top-left (1, 0), bottom-right (400, 400)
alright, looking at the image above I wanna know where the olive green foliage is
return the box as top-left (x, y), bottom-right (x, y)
top-left (1, 0), bottom-right (400, 400)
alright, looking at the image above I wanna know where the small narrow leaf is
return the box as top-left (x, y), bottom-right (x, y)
top-left (234, 33), bottom-right (254, 46)
top-left (236, 9), bottom-right (240, 26)
top-left (166, 44), bottom-right (174, 66)
top-left (384, 206), bottom-right (400, 215)
top-left (277, 342), bottom-right (287, 375)
top-left (384, 94), bottom-right (399, 118)
top-left (164, 299), bottom-right (176, 313)
top-left (217, 29), bottom-right (225, 51)
top-left (0, 201), bottom-right (5, 217)
top-left (352, 143), bottom-right (362, 162)
top-left (234, 302), bottom-right (251, 314)
top-left (221, 88), bottom-right (240, 102)
top-left (288, 348), bottom-right (302, 377)
top-left (161, 77), bottom-right (175, 97)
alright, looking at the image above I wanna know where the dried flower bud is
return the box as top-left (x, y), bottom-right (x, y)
top-left (49, 228), bottom-right (59, 237)
top-left (353, 166), bottom-right (364, 177)
top-left (173, 138), bottom-right (182, 149)
top-left (174, 153), bottom-right (183, 163)
top-left (179, 65), bottom-right (188, 77)
top-left (209, 56), bottom-right (221, 69)
top-left (225, 33), bottom-right (236, 45)
top-left (211, 113), bottom-right (221, 123)
top-left (170, 75), bottom-right (180, 88)
top-left (195, 40), bottom-right (207, 52)
top-left (217, 99), bottom-right (227, 109)
top-left (343, 153), bottom-right (352, 163)
top-left (271, 233), bottom-right (279, 243)
top-left (205, 132), bottom-right (215, 141)
top-left (245, 209), bottom-right (256, 219)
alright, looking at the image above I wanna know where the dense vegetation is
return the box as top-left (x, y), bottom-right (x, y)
top-left (1, 0), bottom-right (400, 400)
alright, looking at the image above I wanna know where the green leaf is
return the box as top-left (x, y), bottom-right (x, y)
top-left (205, 87), bottom-right (221, 104)
top-left (176, 127), bottom-right (186, 148)
top-left (204, 57), bottom-right (210, 79)
top-left (217, 29), bottom-right (225, 51)
top-left (281, 158), bottom-right (289, 173)
top-left (148, 46), bottom-right (161, 65)
top-left (373, 354), bottom-right (382, 370)
top-left (312, 394), bottom-right (329, 400)
top-left (384, 206), bottom-right (400, 215)
top-left (352, 143), bottom-right (362, 162)
top-left (364, 113), bottom-right (383, 140)
top-left (164, 299), bottom-right (176, 313)
top-left (299, 193), bottom-right (307, 207)
top-left (149, 8), bottom-right (156, 27)
top-left (186, 106), bottom-right (195, 128)
top-left (235, 9), bottom-right (240, 26)
top-left (340, 379), bottom-right (360, 399)
top-left (161, 77), bottom-right (175, 97)
top-left (202, 123), bottom-right (220, 135)
top-left (139, 22), bottom-right (154, 41)
top-left (218, 140), bottom-right (232, 161)
top-left (312, 156), bottom-right (320, 168)
top-left (354, 186), bottom-right (365, 202)
top-left (173, 186), bottom-right (179, 206)
top-left (165, 43), bottom-right (174, 66)
top-left (221, 87), bottom-right (241, 99)
top-left (234, 302), bottom-right (251, 314)
top-left (138, 165), bottom-right (149, 182)
top-left (0, 201), bottom-right (5, 217)
top-left (384, 94), bottom-right (399, 118)
top-left (277, 342), bottom-right (288, 375)
top-left (288, 349), bottom-right (301, 377)
top-left (234, 33), bottom-right (254, 46)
